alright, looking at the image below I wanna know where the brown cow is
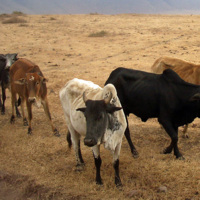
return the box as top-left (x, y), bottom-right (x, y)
top-left (151, 56), bottom-right (200, 138)
top-left (10, 58), bottom-right (60, 136)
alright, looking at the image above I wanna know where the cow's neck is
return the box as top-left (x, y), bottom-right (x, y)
top-left (107, 113), bottom-right (121, 132)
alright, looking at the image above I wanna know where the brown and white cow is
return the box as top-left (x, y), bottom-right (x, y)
top-left (10, 58), bottom-right (60, 136)
top-left (151, 56), bottom-right (200, 137)
top-left (59, 78), bottom-right (127, 187)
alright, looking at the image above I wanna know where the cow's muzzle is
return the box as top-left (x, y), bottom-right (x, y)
top-left (5, 65), bottom-right (11, 70)
top-left (84, 138), bottom-right (97, 147)
top-left (28, 97), bottom-right (36, 103)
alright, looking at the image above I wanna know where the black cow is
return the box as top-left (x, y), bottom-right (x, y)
top-left (0, 53), bottom-right (20, 115)
top-left (105, 67), bottom-right (200, 159)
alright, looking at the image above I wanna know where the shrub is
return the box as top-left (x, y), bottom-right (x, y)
top-left (89, 12), bottom-right (99, 15)
top-left (12, 11), bottom-right (25, 16)
top-left (0, 13), bottom-right (11, 19)
top-left (50, 17), bottom-right (56, 20)
top-left (88, 30), bottom-right (108, 37)
top-left (2, 16), bottom-right (27, 24)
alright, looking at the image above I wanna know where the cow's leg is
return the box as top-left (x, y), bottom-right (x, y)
top-left (92, 145), bottom-right (102, 185)
top-left (10, 91), bottom-right (16, 123)
top-left (15, 96), bottom-right (21, 118)
top-left (66, 131), bottom-right (72, 148)
top-left (21, 97), bottom-right (28, 126)
top-left (71, 131), bottom-right (84, 170)
top-left (160, 120), bottom-right (183, 159)
top-left (42, 99), bottom-right (60, 137)
top-left (0, 94), bottom-right (2, 108)
top-left (113, 142), bottom-right (122, 187)
top-left (26, 100), bottom-right (33, 135)
top-left (64, 116), bottom-right (84, 170)
top-left (1, 87), bottom-right (6, 115)
top-left (124, 116), bottom-right (139, 158)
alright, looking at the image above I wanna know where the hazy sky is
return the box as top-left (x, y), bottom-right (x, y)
top-left (1, 0), bottom-right (200, 15)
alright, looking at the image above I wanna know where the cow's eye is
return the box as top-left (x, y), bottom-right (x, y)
top-left (36, 82), bottom-right (39, 85)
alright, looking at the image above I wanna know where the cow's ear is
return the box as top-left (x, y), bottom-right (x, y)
top-left (190, 93), bottom-right (200, 101)
top-left (39, 76), bottom-right (48, 84)
top-left (76, 107), bottom-right (86, 113)
top-left (42, 78), bottom-right (48, 83)
top-left (15, 78), bottom-right (26, 85)
top-left (14, 53), bottom-right (18, 59)
top-left (106, 106), bottom-right (122, 114)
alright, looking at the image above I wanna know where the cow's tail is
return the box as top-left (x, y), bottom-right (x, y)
top-left (66, 131), bottom-right (72, 149)
top-left (17, 97), bottom-right (21, 107)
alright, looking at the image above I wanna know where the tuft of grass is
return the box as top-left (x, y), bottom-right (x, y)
top-left (88, 30), bottom-right (108, 37)
top-left (18, 23), bottom-right (29, 27)
top-left (2, 16), bottom-right (27, 24)
top-left (50, 17), bottom-right (56, 20)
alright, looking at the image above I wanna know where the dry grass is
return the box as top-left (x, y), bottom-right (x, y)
top-left (1, 14), bottom-right (200, 199)
top-left (2, 16), bottom-right (27, 24)
top-left (0, 13), bottom-right (11, 20)
top-left (88, 30), bottom-right (108, 37)
top-left (50, 17), bottom-right (56, 20)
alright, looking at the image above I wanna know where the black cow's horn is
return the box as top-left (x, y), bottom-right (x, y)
top-left (83, 92), bottom-right (88, 103)
top-left (104, 92), bottom-right (112, 104)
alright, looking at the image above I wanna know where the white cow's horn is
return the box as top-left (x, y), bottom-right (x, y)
top-left (83, 92), bottom-right (88, 103)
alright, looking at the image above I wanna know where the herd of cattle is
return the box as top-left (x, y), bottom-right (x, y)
top-left (1, 53), bottom-right (200, 187)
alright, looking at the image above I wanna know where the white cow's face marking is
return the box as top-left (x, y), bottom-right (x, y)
top-left (29, 76), bottom-right (35, 81)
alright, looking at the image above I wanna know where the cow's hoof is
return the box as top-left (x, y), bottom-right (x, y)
top-left (23, 118), bottom-right (28, 126)
top-left (162, 147), bottom-right (172, 154)
top-left (17, 113), bottom-right (22, 118)
top-left (115, 179), bottom-right (123, 189)
top-left (176, 156), bottom-right (185, 160)
top-left (10, 116), bottom-right (15, 124)
top-left (54, 129), bottom-right (60, 137)
top-left (96, 181), bottom-right (103, 186)
top-left (116, 183), bottom-right (123, 190)
top-left (75, 163), bottom-right (84, 171)
top-left (28, 128), bottom-right (33, 135)
top-left (132, 149), bottom-right (139, 159)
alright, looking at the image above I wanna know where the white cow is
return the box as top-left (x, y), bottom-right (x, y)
top-left (59, 78), bottom-right (127, 187)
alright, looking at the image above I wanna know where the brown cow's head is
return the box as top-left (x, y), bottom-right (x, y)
top-left (15, 72), bottom-right (47, 107)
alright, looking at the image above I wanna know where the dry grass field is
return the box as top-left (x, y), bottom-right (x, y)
top-left (1, 13), bottom-right (200, 200)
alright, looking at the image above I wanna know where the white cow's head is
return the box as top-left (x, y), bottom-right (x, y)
top-left (77, 92), bottom-right (122, 147)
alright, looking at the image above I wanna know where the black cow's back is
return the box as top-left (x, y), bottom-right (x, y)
top-left (105, 67), bottom-right (200, 123)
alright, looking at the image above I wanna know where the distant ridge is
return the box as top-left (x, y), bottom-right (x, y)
top-left (0, 0), bottom-right (200, 15)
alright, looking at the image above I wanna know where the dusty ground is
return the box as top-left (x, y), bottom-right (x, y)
top-left (1, 13), bottom-right (200, 199)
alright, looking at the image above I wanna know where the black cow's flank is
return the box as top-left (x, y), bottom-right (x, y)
top-left (105, 67), bottom-right (200, 159)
